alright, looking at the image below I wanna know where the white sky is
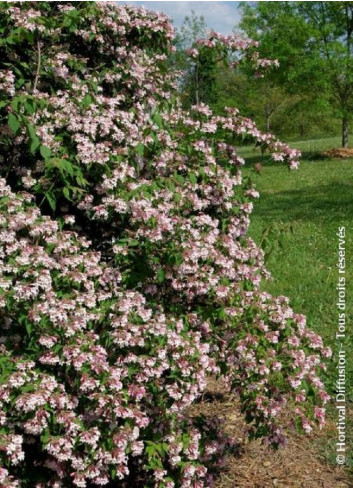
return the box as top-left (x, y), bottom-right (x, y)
top-left (117, 1), bottom-right (242, 34)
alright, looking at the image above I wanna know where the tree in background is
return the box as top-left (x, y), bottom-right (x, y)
top-left (173, 11), bottom-right (221, 108)
top-left (215, 62), bottom-right (292, 132)
top-left (240, 1), bottom-right (353, 146)
top-left (170, 10), bottom-right (208, 77)
top-left (173, 4), bottom-right (340, 141)
top-left (300, 1), bottom-right (353, 147)
top-left (177, 10), bottom-right (208, 48)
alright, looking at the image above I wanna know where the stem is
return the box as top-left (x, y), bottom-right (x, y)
top-left (342, 115), bottom-right (349, 148)
top-left (195, 61), bottom-right (199, 105)
top-left (38, 182), bottom-right (55, 209)
top-left (5, 160), bottom-right (15, 179)
top-left (33, 40), bottom-right (41, 92)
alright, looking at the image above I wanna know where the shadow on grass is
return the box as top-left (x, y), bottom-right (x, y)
top-left (254, 182), bottom-right (353, 223)
top-left (242, 154), bottom-right (277, 167)
top-left (242, 152), bottom-right (331, 167)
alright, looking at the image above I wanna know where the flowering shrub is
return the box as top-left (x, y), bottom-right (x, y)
top-left (0, 2), bottom-right (331, 487)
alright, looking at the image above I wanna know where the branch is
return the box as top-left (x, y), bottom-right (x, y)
top-left (33, 40), bottom-right (41, 93)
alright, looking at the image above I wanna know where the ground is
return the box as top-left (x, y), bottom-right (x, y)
top-left (209, 137), bottom-right (353, 487)
top-left (192, 380), bottom-right (351, 488)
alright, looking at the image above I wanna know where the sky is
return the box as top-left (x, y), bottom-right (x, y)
top-left (117, 1), bottom-right (242, 34)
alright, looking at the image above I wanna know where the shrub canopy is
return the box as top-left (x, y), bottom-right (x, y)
top-left (0, 2), bottom-right (330, 487)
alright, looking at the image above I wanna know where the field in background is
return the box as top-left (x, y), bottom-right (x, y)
top-left (286, 136), bottom-right (342, 156)
top-left (239, 138), bottom-right (353, 475)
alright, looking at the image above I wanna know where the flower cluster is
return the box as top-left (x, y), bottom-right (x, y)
top-left (0, 70), bottom-right (15, 97)
top-left (0, 2), bottom-right (330, 487)
top-left (0, 179), bottom-right (223, 487)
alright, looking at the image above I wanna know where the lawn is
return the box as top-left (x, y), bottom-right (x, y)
top-left (239, 137), bottom-right (353, 474)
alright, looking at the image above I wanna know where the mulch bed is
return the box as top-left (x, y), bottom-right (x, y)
top-left (321, 148), bottom-right (353, 158)
top-left (189, 381), bottom-right (352, 488)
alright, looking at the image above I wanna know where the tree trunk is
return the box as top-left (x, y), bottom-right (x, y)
top-left (265, 103), bottom-right (270, 132)
top-left (195, 63), bottom-right (199, 105)
top-left (300, 122), bottom-right (305, 138)
top-left (342, 116), bottom-right (349, 147)
top-left (300, 113), bottom-right (305, 138)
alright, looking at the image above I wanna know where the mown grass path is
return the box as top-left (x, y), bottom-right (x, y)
top-left (239, 138), bottom-right (353, 479)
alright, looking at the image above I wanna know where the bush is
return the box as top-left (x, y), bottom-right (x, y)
top-left (0, 2), bottom-right (331, 487)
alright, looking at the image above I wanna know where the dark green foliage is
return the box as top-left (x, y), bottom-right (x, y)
top-left (239, 1), bottom-right (353, 146)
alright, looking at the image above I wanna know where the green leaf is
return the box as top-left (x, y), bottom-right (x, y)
top-left (25, 321), bottom-right (33, 336)
top-left (167, 180), bottom-right (175, 192)
top-left (136, 142), bottom-right (144, 157)
top-left (174, 253), bottom-right (183, 265)
top-left (82, 94), bottom-right (92, 108)
top-left (40, 145), bottom-right (52, 159)
top-left (24, 100), bottom-right (35, 115)
top-left (188, 172), bottom-right (198, 184)
top-left (63, 187), bottom-right (72, 201)
top-left (75, 174), bottom-right (89, 186)
top-left (174, 174), bottom-right (184, 184)
top-left (15, 78), bottom-right (25, 89)
top-left (157, 268), bottom-right (165, 283)
top-left (153, 113), bottom-right (163, 128)
top-left (46, 158), bottom-right (74, 177)
top-left (11, 98), bottom-right (20, 111)
top-left (45, 192), bottom-right (56, 211)
top-left (30, 136), bottom-right (40, 154)
top-left (168, 253), bottom-right (183, 266)
top-left (27, 123), bottom-right (37, 140)
top-left (8, 113), bottom-right (20, 134)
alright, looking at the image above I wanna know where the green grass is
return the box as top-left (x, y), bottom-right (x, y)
top-left (287, 136), bottom-right (342, 157)
top-left (239, 138), bottom-right (353, 474)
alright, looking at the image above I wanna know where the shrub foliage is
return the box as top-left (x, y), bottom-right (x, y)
top-left (0, 2), bottom-right (331, 487)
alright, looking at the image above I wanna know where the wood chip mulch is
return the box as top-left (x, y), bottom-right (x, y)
top-left (188, 381), bottom-right (352, 488)
top-left (321, 148), bottom-right (353, 158)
